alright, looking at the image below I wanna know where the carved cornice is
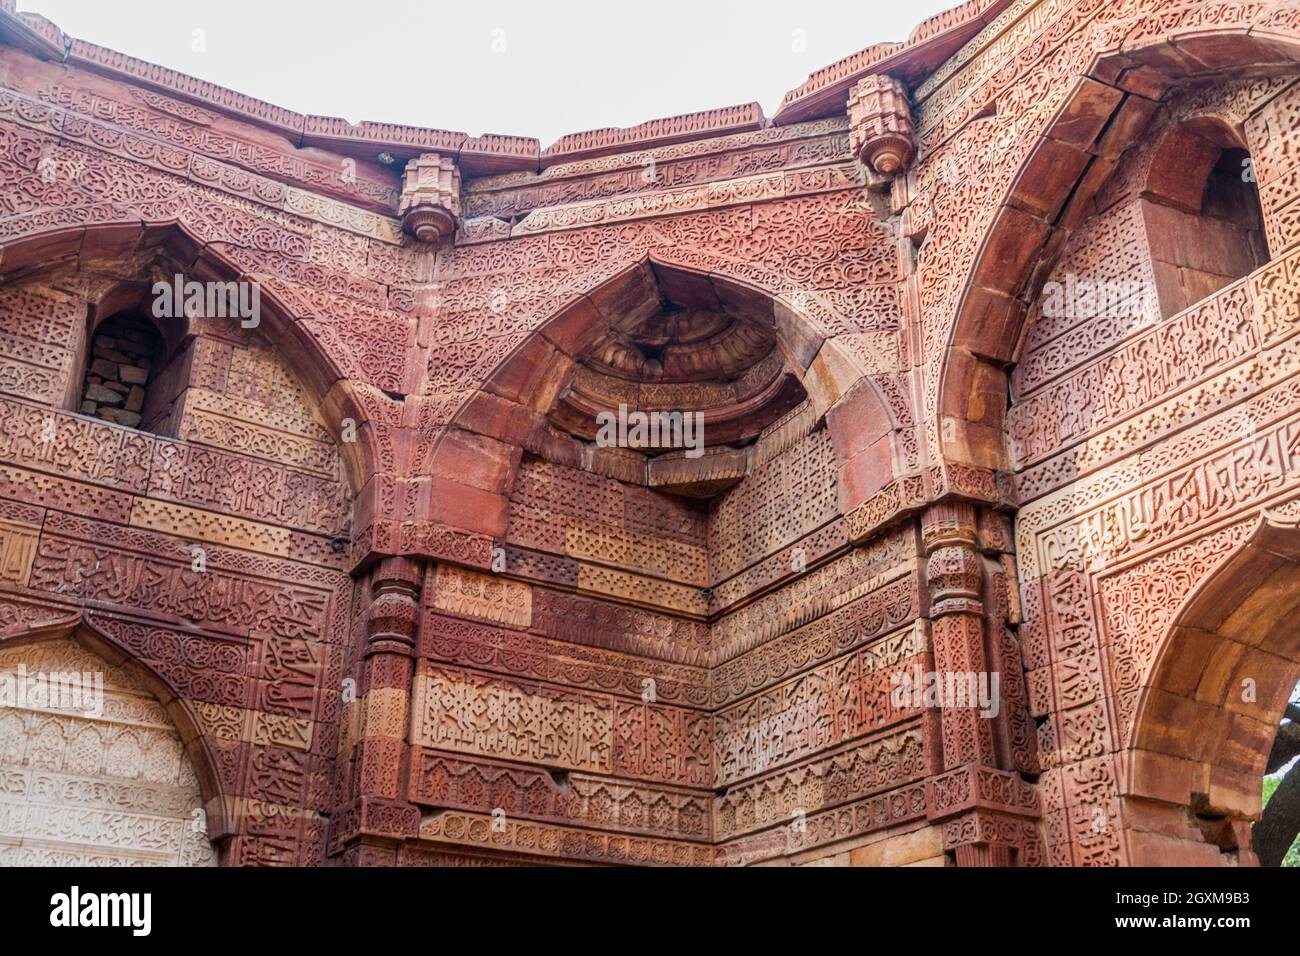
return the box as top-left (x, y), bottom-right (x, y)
top-left (773, 0), bottom-right (1014, 125)
top-left (0, 1), bottom-right (1010, 179)
top-left (541, 103), bottom-right (765, 167)
top-left (0, 7), bottom-right (538, 176)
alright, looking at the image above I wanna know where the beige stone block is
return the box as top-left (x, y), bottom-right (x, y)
top-left (0, 517), bottom-right (40, 587)
top-left (576, 562), bottom-right (708, 616)
top-left (412, 668), bottom-right (614, 774)
top-left (804, 339), bottom-right (865, 420)
top-left (564, 521), bottom-right (709, 586)
top-left (849, 825), bottom-right (944, 867)
top-left (363, 687), bottom-right (409, 740)
top-left (129, 497), bottom-right (292, 557)
top-left (433, 564), bottom-right (532, 628)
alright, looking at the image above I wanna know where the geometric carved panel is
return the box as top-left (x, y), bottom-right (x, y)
top-left (413, 666), bottom-right (613, 774)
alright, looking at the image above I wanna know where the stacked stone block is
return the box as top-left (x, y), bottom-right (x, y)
top-left (78, 312), bottom-right (157, 428)
top-left (0, 0), bottom-right (1297, 870)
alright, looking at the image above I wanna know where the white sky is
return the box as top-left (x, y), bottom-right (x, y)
top-left (20, 0), bottom-right (957, 147)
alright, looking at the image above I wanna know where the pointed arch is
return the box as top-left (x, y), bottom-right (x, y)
top-left (0, 215), bottom-right (388, 495)
top-left (1123, 512), bottom-right (1300, 865)
top-left (0, 608), bottom-right (225, 862)
top-left (937, 27), bottom-right (1300, 470)
top-left (427, 254), bottom-right (903, 540)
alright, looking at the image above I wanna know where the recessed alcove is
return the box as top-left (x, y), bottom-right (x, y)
top-left (1142, 117), bottom-right (1268, 318)
top-left (544, 262), bottom-right (808, 497)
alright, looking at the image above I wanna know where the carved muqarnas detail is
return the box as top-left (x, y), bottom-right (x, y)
top-left (399, 153), bottom-right (461, 243)
top-left (847, 75), bottom-right (915, 178)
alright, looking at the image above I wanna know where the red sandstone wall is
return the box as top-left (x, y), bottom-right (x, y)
top-left (0, 0), bottom-right (1298, 867)
top-left (0, 281), bottom-right (351, 865)
top-left (1006, 76), bottom-right (1300, 865)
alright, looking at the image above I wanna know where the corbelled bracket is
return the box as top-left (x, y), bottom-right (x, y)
top-left (848, 75), bottom-right (916, 179)
top-left (398, 153), bottom-right (461, 243)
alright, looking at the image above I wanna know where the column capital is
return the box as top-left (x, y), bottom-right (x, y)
top-left (362, 556), bottom-right (423, 657)
top-left (921, 500), bottom-right (979, 554)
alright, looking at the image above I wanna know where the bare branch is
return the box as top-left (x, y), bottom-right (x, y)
top-left (1255, 760), bottom-right (1300, 867)
top-left (1267, 721), bottom-right (1300, 776)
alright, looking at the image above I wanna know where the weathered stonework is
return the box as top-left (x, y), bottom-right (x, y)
top-left (0, 0), bottom-right (1298, 867)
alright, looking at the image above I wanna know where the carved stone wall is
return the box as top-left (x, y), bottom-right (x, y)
top-left (0, 254), bottom-right (352, 865)
top-left (0, 0), bottom-right (1297, 867)
top-left (0, 637), bottom-right (215, 865)
top-left (1009, 76), bottom-right (1300, 866)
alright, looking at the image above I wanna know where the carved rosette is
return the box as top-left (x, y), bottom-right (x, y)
top-left (847, 75), bottom-right (916, 177)
top-left (398, 153), bottom-right (461, 243)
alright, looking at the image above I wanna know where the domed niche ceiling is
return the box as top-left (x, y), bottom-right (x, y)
top-left (548, 263), bottom-right (806, 496)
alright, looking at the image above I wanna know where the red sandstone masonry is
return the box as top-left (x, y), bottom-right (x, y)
top-left (0, 0), bottom-right (1296, 868)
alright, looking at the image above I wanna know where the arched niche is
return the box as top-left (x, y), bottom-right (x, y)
top-left (0, 622), bottom-right (218, 866)
top-left (0, 218), bottom-right (376, 500)
top-left (1124, 513), bottom-right (1300, 866)
top-left (938, 28), bottom-right (1300, 472)
top-left (430, 256), bottom-right (901, 543)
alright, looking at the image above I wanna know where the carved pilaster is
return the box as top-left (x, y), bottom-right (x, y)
top-left (333, 557), bottom-right (423, 860)
top-left (848, 74), bottom-right (916, 178)
top-left (921, 503), bottom-right (1014, 866)
top-left (398, 153), bottom-right (461, 243)
top-left (922, 502), bottom-right (999, 772)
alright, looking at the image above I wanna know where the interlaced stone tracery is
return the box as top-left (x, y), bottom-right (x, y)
top-left (0, 0), bottom-right (1298, 866)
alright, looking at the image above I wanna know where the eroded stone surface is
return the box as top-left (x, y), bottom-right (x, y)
top-left (0, 0), bottom-right (1298, 867)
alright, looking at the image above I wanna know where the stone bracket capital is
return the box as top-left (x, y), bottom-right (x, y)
top-left (399, 152), bottom-right (461, 244)
top-left (926, 766), bottom-right (1041, 824)
top-left (362, 556), bottom-right (424, 655)
top-left (848, 74), bottom-right (916, 179)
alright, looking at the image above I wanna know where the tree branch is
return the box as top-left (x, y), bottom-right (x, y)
top-left (1255, 760), bottom-right (1300, 867)
top-left (1267, 721), bottom-right (1300, 776)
